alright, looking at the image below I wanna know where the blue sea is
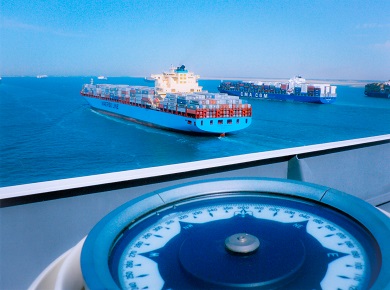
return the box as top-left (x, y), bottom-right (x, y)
top-left (1, 77), bottom-right (389, 187)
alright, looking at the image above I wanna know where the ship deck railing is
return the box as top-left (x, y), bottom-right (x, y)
top-left (1, 134), bottom-right (389, 290)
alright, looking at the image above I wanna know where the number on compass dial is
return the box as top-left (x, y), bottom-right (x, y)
top-left (109, 195), bottom-right (378, 290)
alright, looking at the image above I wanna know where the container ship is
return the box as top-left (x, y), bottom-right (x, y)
top-left (218, 76), bottom-right (337, 104)
top-left (81, 66), bottom-right (252, 135)
top-left (364, 81), bottom-right (390, 98)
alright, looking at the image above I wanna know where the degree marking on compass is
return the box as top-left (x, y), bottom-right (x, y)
top-left (299, 213), bottom-right (310, 219)
top-left (125, 271), bottom-right (134, 279)
top-left (355, 262), bottom-right (363, 270)
top-left (351, 250), bottom-right (361, 258)
top-left (285, 210), bottom-right (295, 218)
top-left (234, 208), bottom-right (253, 217)
top-left (313, 218), bottom-right (324, 225)
top-left (192, 210), bottom-right (202, 218)
top-left (207, 208), bottom-right (218, 217)
top-left (325, 225), bottom-right (336, 231)
top-left (268, 207), bottom-right (280, 216)
top-left (336, 233), bottom-right (346, 239)
top-left (128, 250), bottom-right (137, 258)
top-left (224, 206), bottom-right (233, 213)
top-left (254, 205), bottom-right (264, 212)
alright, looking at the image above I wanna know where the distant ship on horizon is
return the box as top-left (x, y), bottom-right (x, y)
top-left (218, 76), bottom-right (337, 104)
top-left (364, 81), bottom-right (390, 99)
top-left (37, 75), bottom-right (48, 79)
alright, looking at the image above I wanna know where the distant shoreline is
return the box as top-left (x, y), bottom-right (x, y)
top-left (1, 75), bottom-right (380, 87)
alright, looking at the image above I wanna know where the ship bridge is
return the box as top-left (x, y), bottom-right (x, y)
top-left (151, 65), bottom-right (203, 95)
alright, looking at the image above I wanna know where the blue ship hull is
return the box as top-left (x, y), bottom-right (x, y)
top-left (83, 96), bottom-right (252, 135)
top-left (365, 92), bottom-right (390, 99)
top-left (218, 89), bottom-right (336, 104)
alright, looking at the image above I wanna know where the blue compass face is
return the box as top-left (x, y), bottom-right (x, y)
top-left (108, 194), bottom-right (380, 290)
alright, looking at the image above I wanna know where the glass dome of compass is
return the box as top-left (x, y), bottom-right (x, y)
top-left (81, 178), bottom-right (390, 289)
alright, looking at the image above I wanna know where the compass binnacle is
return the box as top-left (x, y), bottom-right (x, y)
top-left (81, 178), bottom-right (389, 290)
top-left (112, 196), bottom-right (375, 289)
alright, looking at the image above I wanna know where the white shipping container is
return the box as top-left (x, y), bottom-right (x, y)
top-left (207, 93), bottom-right (221, 99)
top-left (324, 86), bottom-right (329, 94)
top-left (195, 92), bottom-right (208, 96)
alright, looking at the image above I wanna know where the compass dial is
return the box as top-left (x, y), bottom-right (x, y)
top-left (81, 178), bottom-right (390, 290)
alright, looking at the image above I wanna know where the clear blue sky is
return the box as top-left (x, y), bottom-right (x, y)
top-left (1, 0), bottom-right (389, 80)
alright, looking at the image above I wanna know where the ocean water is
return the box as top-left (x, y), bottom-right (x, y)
top-left (1, 77), bottom-right (389, 187)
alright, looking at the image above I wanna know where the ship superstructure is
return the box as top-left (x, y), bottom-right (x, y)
top-left (151, 65), bottom-right (203, 95)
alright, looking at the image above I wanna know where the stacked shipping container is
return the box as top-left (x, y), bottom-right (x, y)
top-left (160, 93), bottom-right (252, 118)
top-left (81, 84), bottom-right (252, 119)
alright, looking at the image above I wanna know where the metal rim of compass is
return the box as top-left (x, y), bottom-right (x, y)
top-left (80, 177), bottom-right (390, 290)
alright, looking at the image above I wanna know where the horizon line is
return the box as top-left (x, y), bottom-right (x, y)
top-left (1, 74), bottom-right (386, 84)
